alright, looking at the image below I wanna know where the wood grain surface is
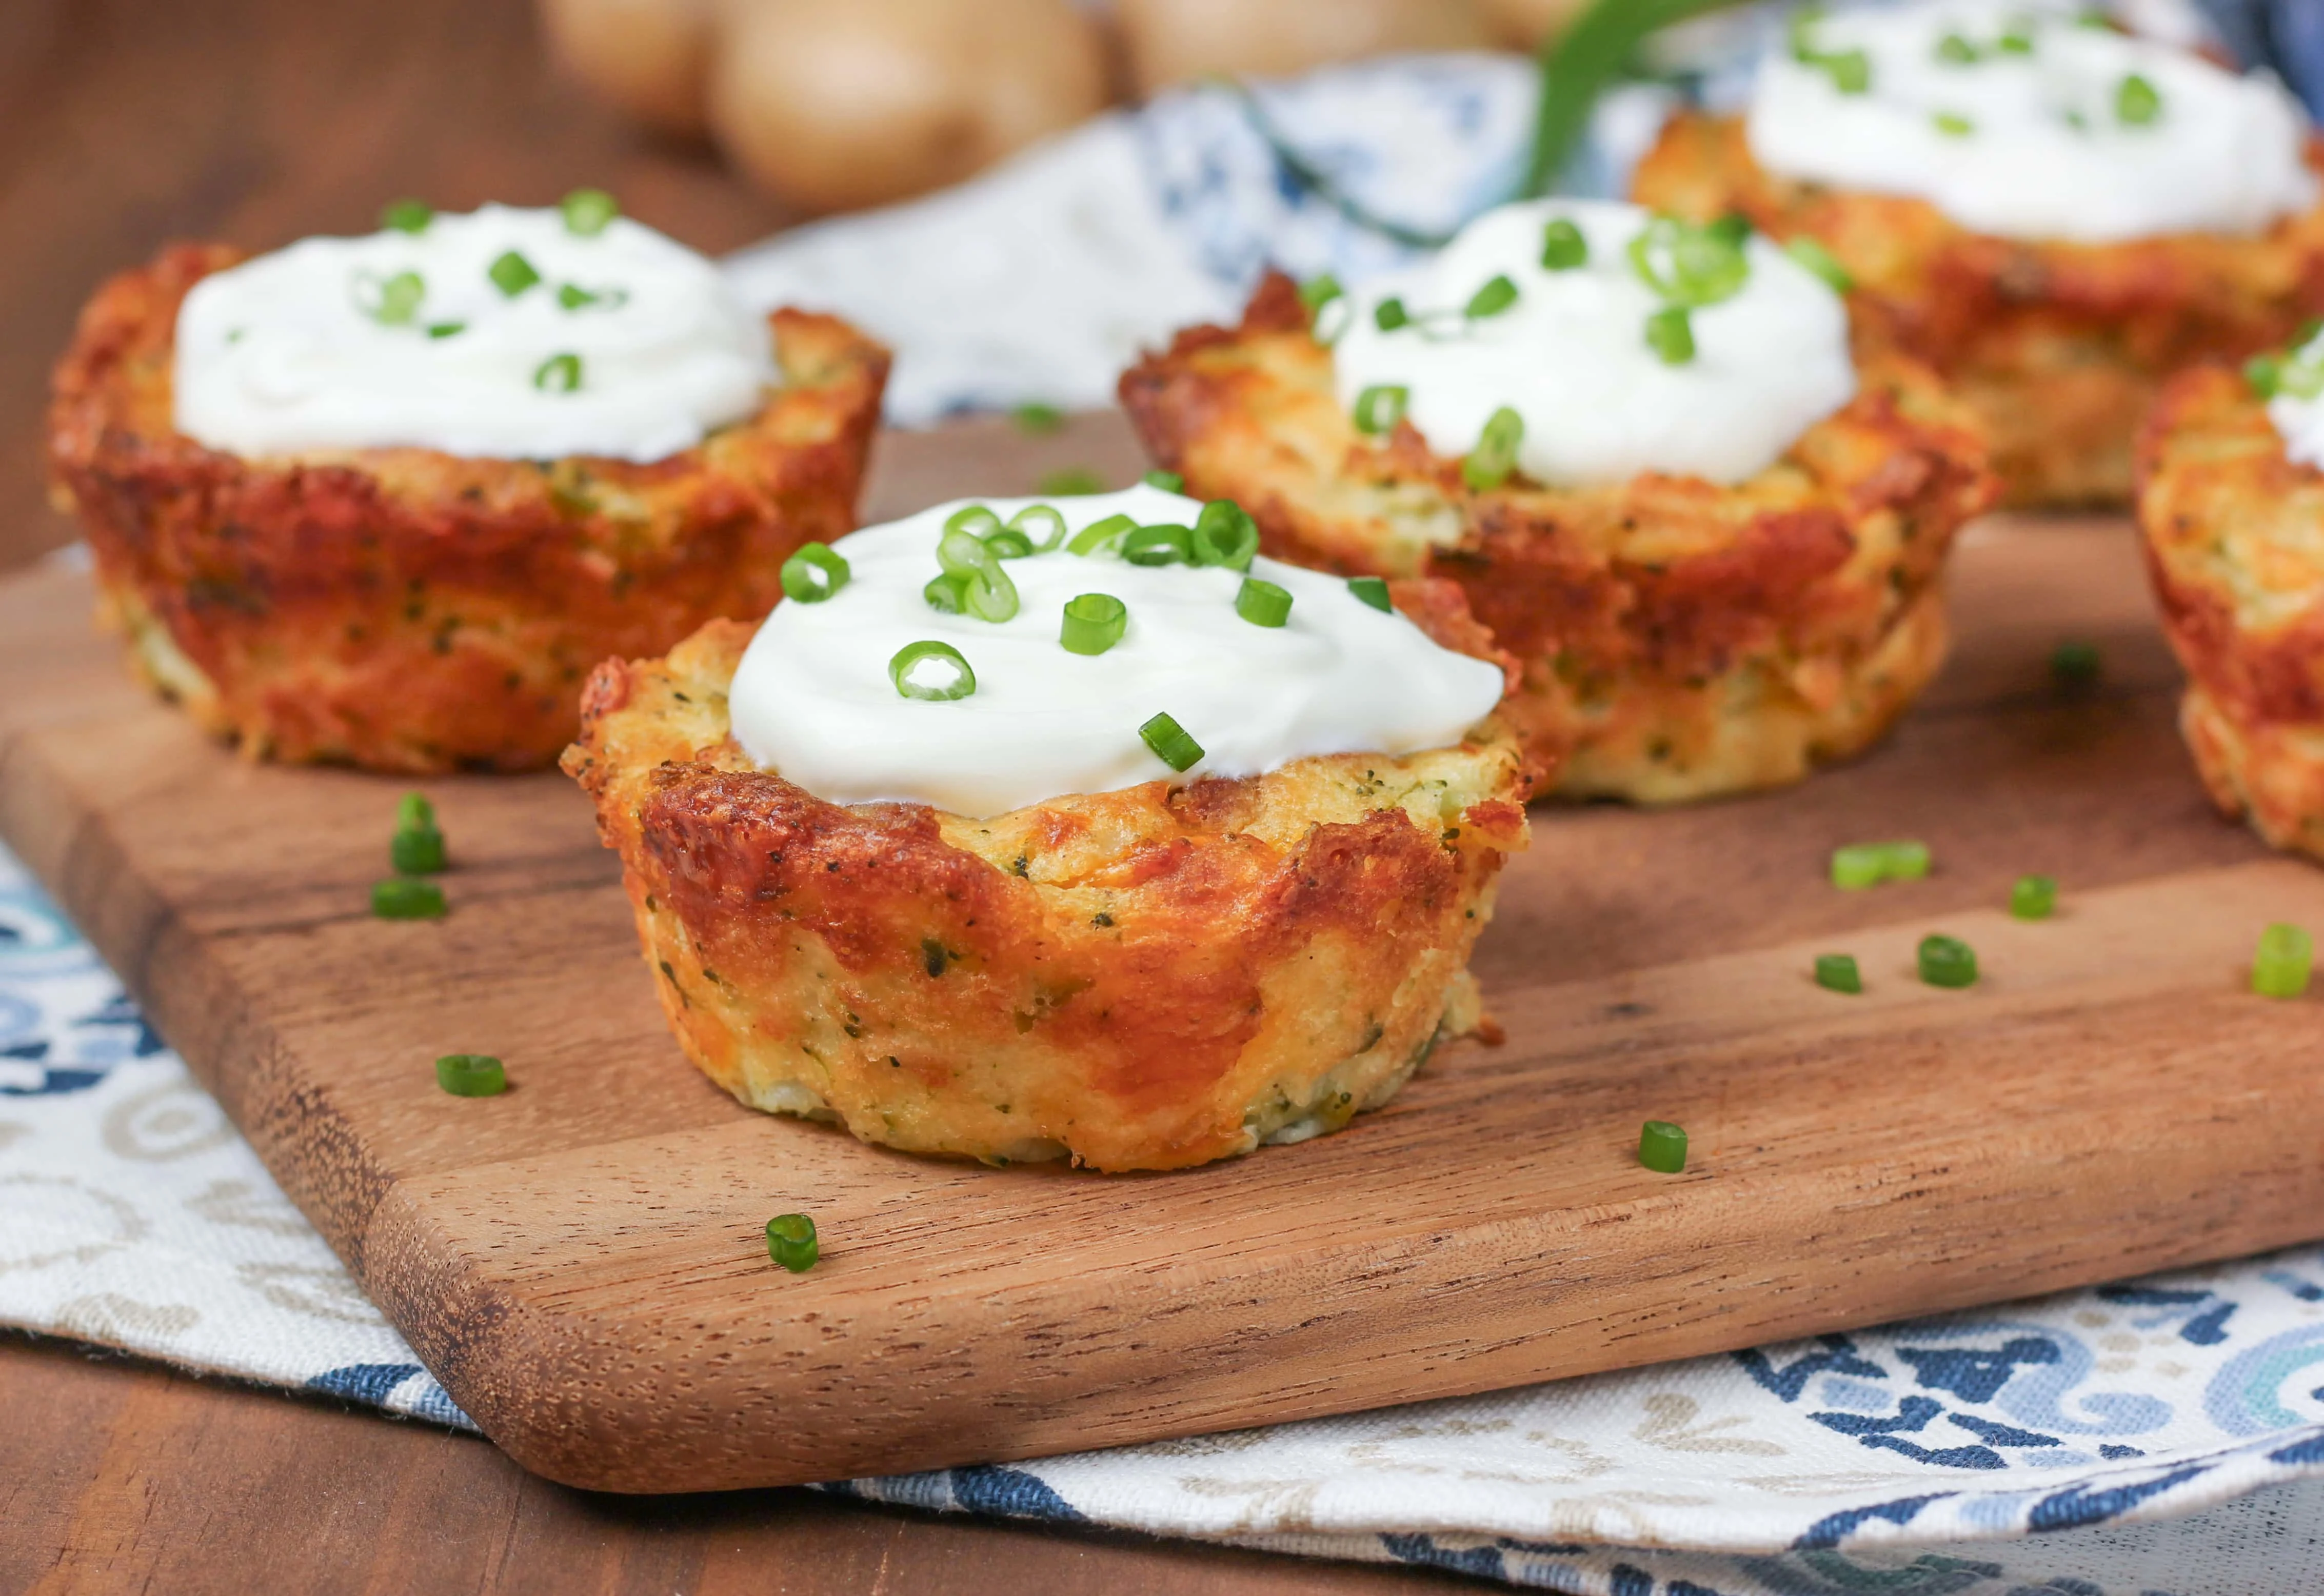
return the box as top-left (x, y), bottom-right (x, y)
top-left (6, 411), bottom-right (2322, 1493)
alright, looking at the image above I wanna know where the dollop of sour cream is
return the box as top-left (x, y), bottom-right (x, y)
top-left (1332, 198), bottom-right (1856, 488)
top-left (727, 486), bottom-right (1507, 818)
top-left (2262, 333), bottom-right (2324, 470)
top-left (1747, 1), bottom-right (2317, 244)
top-left (173, 203), bottom-right (774, 463)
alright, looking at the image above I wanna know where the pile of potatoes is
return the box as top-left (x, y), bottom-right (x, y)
top-left (540, 0), bottom-right (1590, 214)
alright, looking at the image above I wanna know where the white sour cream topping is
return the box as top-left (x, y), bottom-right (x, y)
top-left (173, 204), bottom-right (774, 463)
top-left (1747, 1), bottom-right (2317, 244)
top-left (1333, 198), bottom-right (1856, 488)
top-left (2264, 332), bottom-right (2324, 469)
top-left (727, 486), bottom-right (1506, 818)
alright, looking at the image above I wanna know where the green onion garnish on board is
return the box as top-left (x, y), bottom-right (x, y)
top-left (560, 188), bottom-right (620, 236)
top-left (1645, 305), bottom-right (1696, 365)
top-left (1121, 524), bottom-right (1193, 567)
top-left (533, 352), bottom-right (583, 393)
top-left (766, 1212), bottom-right (819, 1273)
top-left (1638, 1120), bottom-right (1688, 1173)
top-left (489, 250), bottom-right (541, 296)
top-left (1191, 501), bottom-right (1259, 570)
top-left (1068, 512), bottom-right (1137, 556)
top-left (1375, 297), bottom-right (1411, 332)
top-left (1541, 218), bottom-right (1589, 270)
top-left (2011, 875), bottom-right (2058, 921)
top-left (1140, 712), bottom-right (1204, 772)
top-left (1011, 402), bottom-right (1064, 435)
top-left (391, 793), bottom-right (446, 875)
top-left (1348, 575), bottom-right (1393, 613)
top-left (1918, 934), bottom-right (1978, 989)
top-left (2116, 73), bottom-right (2162, 126)
top-left (1142, 469), bottom-right (1184, 493)
top-left (1831, 840), bottom-right (1931, 890)
top-left (1060, 593), bottom-right (1128, 656)
top-left (780, 542), bottom-right (850, 603)
top-left (1465, 274), bottom-right (1520, 320)
top-left (1785, 236), bottom-right (1854, 294)
top-left (890, 641), bottom-right (976, 702)
top-left (1814, 953), bottom-right (1862, 994)
top-left (1235, 577), bottom-right (1293, 628)
top-left (381, 199), bottom-right (433, 234)
top-left (372, 879), bottom-right (446, 920)
top-left (1036, 468), bottom-right (1105, 497)
top-left (2253, 923), bottom-right (2314, 999)
top-left (435, 1053), bottom-right (506, 1097)
top-left (1353, 384), bottom-right (1409, 436)
top-left (1463, 406), bottom-right (1525, 492)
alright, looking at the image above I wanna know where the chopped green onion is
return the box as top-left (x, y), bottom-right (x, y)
top-left (360, 270), bottom-right (426, 327)
top-left (1823, 49), bottom-right (1872, 94)
top-left (1375, 296), bottom-right (1411, 332)
top-left (1997, 25), bottom-right (2034, 54)
top-left (1465, 273), bottom-right (1520, 319)
top-left (1918, 933), bottom-right (1978, 989)
top-left (1541, 217), bottom-right (1590, 270)
top-left (533, 352), bottom-right (583, 393)
top-left (1814, 953), bottom-right (1862, 994)
top-left (1067, 512), bottom-right (1137, 556)
top-left (1348, 575), bottom-right (1393, 613)
top-left (982, 526), bottom-right (1037, 560)
top-left (1638, 1119), bottom-right (1687, 1174)
top-left (2051, 639), bottom-right (2102, 684)
top-left (372, 878), bottom-right (446, 920)
top-left (1463, 406), bottom-right (1525, 492)
top-left (1785, 235), bottom-right (1854, 294)
top-left (1645, 304), bottom-right (1696, 365)
top-left (1299, 273), bottom-right (1344, 313)
top-left (489, 250), bottom-right (541, 296)
top-left (2116, 73), bottom-right (2161, 126)
top-left (766, 1212), bottom-right (819, 1273)
top-left (1708, 213), bottom-right (1752, 248)
top-left (425, 321), bottom-right (465, 340)
top-left (1010, 503), bottom-right (1069, 550)
top-left (1934, 111), bottom-right (1976, 137)
top-left (391, 824), bottom-right (446, 876)
top-left (1235, 577), bottom-right (1293, 628)
top-left (1831, 840), bottom-right (1931, 890)
top-left (556, 282), bottom-right (623, 311)
top-left (944, 504), bottom-right (1003, 539)
top-left (435, 1053), bottom-right (506, 1097)
top-left (1060, 592), bottom-right (1128, 656)
top-left (398, 793), bottom-right (435, 832)
top-left (1628, 214), bottom-right (1751, 309)
top-left (1140, 711), bottom-right (1204, 773)
top-left (1037, 468), bottom-right (1105, 497)
top-left (1787, 5), bottom-right (1826, 63)
top-left (380, 198), bottom-right (433, 234)
top-left (1190, 500), bottom-right (1259, 570)
top-left (2078, 7), bottom-right (2113, 28)
top-left (964, 566), bottom-right (1019, 623)
top-left (1353, 384), bottom-right (1409, 436)
top-left (560, 187), bottom-right (620, 236)
top-left (1936, 31), bottom-right (1979, 64)
top-left (890, 641), bottom-right (976, 702)
top-left (1121, 524), bottom-right (1193, 566)
top-left (1011, 402), bottom-right (1064, 435)
top-left (937, 527), bottom-right (995, 580)
top-left (780, 541), bottom-right (850, 603)
top-left (2253, 923), bottom-right (2314, 999)
top-left (2011, 874), bottom-right (2058, 921)
top-left (923, 573), bottom-right (968, 613)
top-left (1142, 469), bottom-right (1184, 492)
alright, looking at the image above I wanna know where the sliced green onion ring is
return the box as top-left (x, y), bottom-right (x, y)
top-left (1645, 304), bottom-right (1696, 366)
top-left (435, 1053), bottom-right (507, 1097)
top-left (890, 641), bottom-right (977, 702)
top-left (1235, 577), bottom-right (1293, 628)
top-left (1299, 273), bottom-right (1344, 314)
top-left (533, 352), bottom-right (583, 392)
top-left (1918, 933), bottom-right (1978, 989)
top-left (923, 573), bottom-right (969, 614)
top-left (943, 504), bottom-right (1003, 539)
top-left (2011, 874), bottom-right (2058, 921)
top-left (981, 527), bottom-right (1038, 560)
top-left (1462, 406), bottom-right (1525, 492)
top-left (1375, 296), bottom-right (1411, 332)
top-left (1353, 384), bottom-right (1409, 436)
top-left (963, 565), bottom-right (1020, 623)
top-left (2253, 923), bottom-right (2314, 999)
top-left (1784, 235), bottom-right (1854, 294)
top-left (780, 541), bottom-right (850, 603)
top-left (1009, 503), bottom-right (1069, 551)
top-left (560, 187), bottom-right (620, 236)
top-left (1465, 273), bottom-right (1520, 319)
top-left (1060, 592), bottom-right (1128, 656)
top-left (2117, 72), bottom-right (2161, 126)
top-left (765, 1212), bottom-right (819, 1273)
top-left (381, 198), bottom-right (433, 234)
top-left (1067, 512), bottom-right (1137, 556)
top-left (937, 527), bottom-right (996, 580)
top-left (1190, 500), bottom-right (1259, 570)
top-left (1540, 217), bottom-right (1589, 270)
top-left (1348, 575), bottom-right (1393, 612)
top-left (489, 250), bottom-right (541, 297)
top-left (1638, 1120), bottom-right (1688, 1174)
top-left (1141, 469), bottom-right (1184, 493)
top-left (1140, 711), bottom-right (1205, 772)
top-left (1628, 215), bottom-right (1751, 309)
top-left (1814, 953), bottom-right (1862, 994)
top-left (1121, 524), bottom-right (1193, 566)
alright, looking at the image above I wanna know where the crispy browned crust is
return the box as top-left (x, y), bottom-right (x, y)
top-left (561, 612), bottom-right (1531, 1172)
top-left (46, 243), bottom-right (890, 772)
top-left (1633, 111), bottom-right (2324, 509)
top-left (1119, 272), bottom-right (1997, 803)
top-left (2136, 364), bottom-right (2324, 862)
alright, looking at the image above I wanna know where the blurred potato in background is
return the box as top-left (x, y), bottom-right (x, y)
top-left (1112, 0), bottom-right (1491, 92)
top-left (539, 0), bottom-right (717, 134)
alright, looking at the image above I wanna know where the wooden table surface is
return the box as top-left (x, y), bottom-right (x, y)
top-left (0, 0), bottom-right (1461, 1588)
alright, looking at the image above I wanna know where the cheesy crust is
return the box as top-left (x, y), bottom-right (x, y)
top-left (47, 243), bottom-right (889, 772)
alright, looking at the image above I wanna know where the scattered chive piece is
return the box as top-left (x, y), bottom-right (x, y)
top-left (533, 352), bottom-right (582, 393)
top-left (1299, 273), bottom-right (1344, 313)
top-left (1785, 235), bottom-right (1854, 294)
top-left (1936, 31), bottom-right (1979, 64)
top-left (1060, 592), bottom-right (1128, 656)
top-left (1465, 273), bottom-right (1520, 320)
top-left (1934, 111), bottom-right (1976, 138)
top-left (391, 826), bottom-right (446, 875)
top-left (1037, 467), bottom-right (1105, 496)
top-left (2253, 923), bottom-right (2314, 999)
top-left (1918, 933), bottom-right (1978, 989)
top-left (1463, 406), bottom-right (1525, 492)
top-left (381, 198), bottom-right (433, 234)
top-left (372, 878), bottom-right (446, 920)
top-left (1353, 384), bottom-right (1409, 436)
top-left (1814, 953), bottom-right (1862, 994)
top-left (489, 250), bottom-right (541, 296)
top-left (1121, 523), bottom-right (1193, 566)
top-left (426, 321), bottom-right (465, 340)
top-left (1140, 711), bottom-right (1204, 773)
top-left (1646, 304), bottom-right (1696, 366)
top-left (1375, 296), bottom-right (1411, 332)
top-left (2011, 874), bottom-right (2058, 921)
top-left (1348, 575), bottom-right (1393, 613)
top-left (1190, 500), bottom-right (1259, 570)
top-left (1011, 402), bottom-right (1064, 435)
top-left (435, 1053), bottom-right (506, 1097)
top-left (2117, 73), bottom-right (2162, 126)
top-left (780, 541), bottom-right (850, 603)
top-left (1142, 469), bottom-right (1184, 492)
top-left (1067, 512), bottom-right (1137, 556)
top-left (1831, 840), bottom-right (1931, 890)
top-left (560, 187), bottom-right (620, 236)
top-left (1235, 577), bottom-right (1293, 628)
top-left (1638, 1120), bottom-right (1688, 1174)
top-left (2051, 640), bottom-right (2102, 684)
top-left (889, 640), bottom-right (976, 702)
top-left (1541, 217), bottom-right (1589, 270)
top-left (923, 573), bottom-right (968, 613)
top-left (766, 1212), bottom-right (819, 1273)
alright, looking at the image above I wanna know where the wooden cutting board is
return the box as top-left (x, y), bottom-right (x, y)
top-left (5, 413), bottom-right (2322, 1495)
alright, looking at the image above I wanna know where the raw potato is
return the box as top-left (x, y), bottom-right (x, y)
top-left (708, 0), bottom-right (1110, 215)
top-left (1117, 0), bottom-right (1491, 92)
top-left (539, 0), bottom-right (716, 135)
